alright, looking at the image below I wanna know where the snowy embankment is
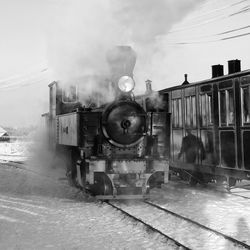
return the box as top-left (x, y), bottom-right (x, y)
top-left (0, 140), bottom-right (31, 162)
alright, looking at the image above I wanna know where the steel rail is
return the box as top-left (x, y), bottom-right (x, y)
top-left (106, 201), bottom-right (191, 250)
top-left (172, 175), bottom-right (250, 200)
top-left (145, 200), bottom-right (250, 250)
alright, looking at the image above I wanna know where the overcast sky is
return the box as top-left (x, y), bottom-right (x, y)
top-left (0, 0), bottom-right (249, 127)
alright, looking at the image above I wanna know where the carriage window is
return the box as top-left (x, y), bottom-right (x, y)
top-left (185, 96), bottom-right (196, 127)
top-left (192, 96), bottom-right (196, 127)
top-left (62, 85), bottom-right (77, 103)
top-left (185, 97), bottom-right (191, 126)
top-left (200, 93), bottom-right (213, 127)
top-left (172, 98), bottom-right (182, 128)
top-left (178, 98), bottom-right (182, 127)
top-left (219, 89), bottom-right (235, 126)
top-left (242, 87), bottom-right (250, 123)
top-left (228, 89), bottom-right (234, 124)
top-left (200, 95), bottom-right (206, 126)
top-left (220, 91), bottom-right (226, 124)
top-left (208, 93), bottom-right (212, 124)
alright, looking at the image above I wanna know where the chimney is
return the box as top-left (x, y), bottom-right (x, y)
top-left (228, 59), bottom-right (241, 74)
top-left (106, 46), bottom-right (136, 80)
top-left (182, 74), bottom-right (189, 85)
top-left (212, 64), bottom-right (224, 78)
top-left (145, 79), bottom-right (152, 94)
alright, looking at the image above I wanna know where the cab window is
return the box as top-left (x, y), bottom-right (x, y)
top-left (62, 85), bottom-right (77, 103)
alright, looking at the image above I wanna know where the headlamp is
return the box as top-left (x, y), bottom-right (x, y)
top-left (118, 76), bottom-right (135, 93)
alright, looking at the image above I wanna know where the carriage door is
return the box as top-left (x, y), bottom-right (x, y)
top-left (218, 80), bottom-right (237, 168)
top-left (199, 85), bottom-right (214, 165)
top-left (171, 90), bottom-right (183, 161)
top-left (240, 76), bottom-right (250, 170)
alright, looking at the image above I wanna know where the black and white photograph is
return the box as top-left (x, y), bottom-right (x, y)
top-left (0, 0), bottom-right (250, 249)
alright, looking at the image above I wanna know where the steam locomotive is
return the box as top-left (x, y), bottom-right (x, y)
top-left (43, 46), bottom-right (170, 199)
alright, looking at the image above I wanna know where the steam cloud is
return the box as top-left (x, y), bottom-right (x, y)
top-left (25, 0), bottom-right (204, 194)
top-left (46, 0), bottom-right (203, 97)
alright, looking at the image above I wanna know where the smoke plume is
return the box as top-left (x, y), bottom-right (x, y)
top-left (46, 0), bottom-right (203, 96)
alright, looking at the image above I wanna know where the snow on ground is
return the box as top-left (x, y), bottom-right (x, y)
top-left (0, 141), bottom-right (31, 162)
top-left (150, 180), bottom-right (250, 247)
top-left (1, 141), bottom-right (250, 249)
top-left (0, 164), bottom-right (174, 250)
top-left (0, 138), bottom-right (68, 180)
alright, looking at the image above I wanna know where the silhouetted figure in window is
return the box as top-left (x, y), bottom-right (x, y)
top-left (178, 129), bottom-right (206, 163)
top-left (178, 130), bottom-right (206, 185)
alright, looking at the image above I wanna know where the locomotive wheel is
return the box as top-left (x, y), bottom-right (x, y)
top-left (66, 149), bottom-right (81, 188)
top-left (91, 173), bottom-right (113, 196)
top-left (215, 175), bottom-right (225, 185)
top-left (179, 170), bottom-right (190, 181)
top-left (189, 172), bottom-right (208, 186)
top-left (66, 171), bottom-right (77, 187)
top-left (228, 177), bottom-right (236, 187)
top-left (148, 172), bottom-right (164, 189)
top-left (179, 170), bottom-right (198, 186)
top-left (188, 175), bottom-right (198, 186)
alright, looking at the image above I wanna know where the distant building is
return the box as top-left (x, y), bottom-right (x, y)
top-left (0, 127), bottom-right (10, 142)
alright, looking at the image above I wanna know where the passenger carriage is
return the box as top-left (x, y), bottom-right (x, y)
top-left (159, 60), bottom-right (250, 186)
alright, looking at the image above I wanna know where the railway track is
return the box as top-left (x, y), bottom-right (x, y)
top-left (170, 175), bottom-right (250, 200)
top-left (107, 200), bottom-right (250, 250)
top-left (106, 201), bottom-right (189, 250)
top-left (0, 159), bottom-right (70, 187)
top-left (212, 186), bottom-right (250, 200)
top-left (181, 175), bottom-right (250, 200)
top-left (2, 160), bottom-right (250, 249)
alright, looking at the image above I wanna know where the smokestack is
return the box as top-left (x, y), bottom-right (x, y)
top-left (145, 79), bottom-right (152, 94)
top-left (106, 46), bottom-right (136, 82)
top-left (228, 59), bottom-right (241, 74)
top-left (182, 74), bottom-right (189, 85)
top-left (212, 64), bottom-right (224, 78)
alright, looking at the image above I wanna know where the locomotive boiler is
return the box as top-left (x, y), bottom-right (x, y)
top-left (44, 46), bottom-right (170, 199)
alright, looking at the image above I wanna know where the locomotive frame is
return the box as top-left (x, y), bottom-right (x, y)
top-left (159, 61), bottom-right (250, 187)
